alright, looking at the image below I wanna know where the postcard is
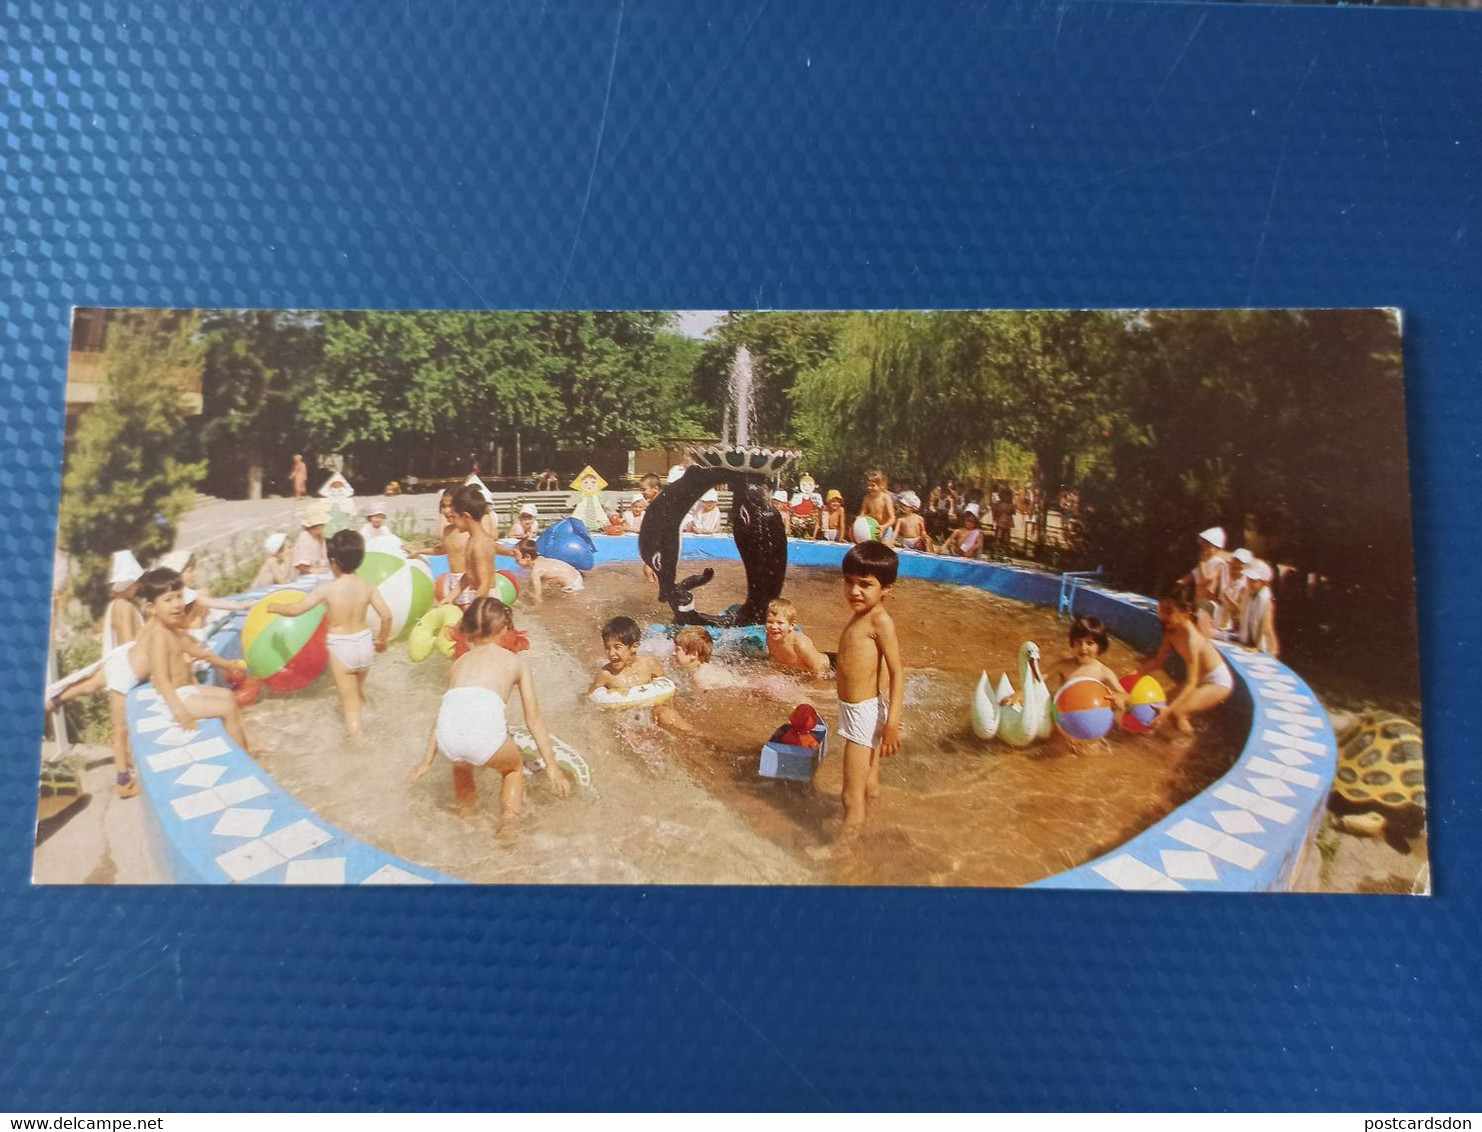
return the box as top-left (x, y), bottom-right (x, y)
top-left (34, 307), bottom-right (1425, 893)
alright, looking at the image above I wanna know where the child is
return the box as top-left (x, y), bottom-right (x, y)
top-left (683, 489), bottom-right (724, 534)
top-left (942, 507), bottom-right (985, 558)
top-left (514, 538), bottom-right (584, 603)
top-left (1179, 527), bottom-right (1229, 637)
top-left (672, 626), bottom-right (742, 691)
top-left (589, 616), bottom-right (692, 733)
top-left (293, 501), bottom-right (331, 576)
top-left (991, 484), bottom-right (1016, 551)
top-left (132, 568), bottom-right (256, 755)
top-left (1218, 547), bottom-right (1253, 632)
top-left (407, 596), bottom-right (570, 817)
top-left (359, 503), bottom-right (403, 555)
top-left (160, 550), bottom-right (252, 632)
top-left (271, 530), bottom-right (392, 735)
top-left (771, 489), bottom-right (792, 523)
top-left (1238, 559), bottom-right (1279, 656)
top-left (892, 491), bottom-right (929, 551)
top-left (835, 541), bottom-right (904, 830)
top-left (640, 473), bottom-right (663, 504)
top-left (765, 597), bottom-right (831, 678)
top-left (1026, 616), bottom-right (1132, 750)
top-left (510, 502), bottom-right (541, 542)
top-left (449, 484), bottom-right (509, 606)
top-left (1129, 585), bottom-right (1234, 735)
top-left (253, 532), bottom-right (294, 587)
top-left (855, 470), bottom-right (897, 542)
top-left (46, 550), bottom-right (146, 796)
top-left (819, 489), bottom-right (848, 542)
top-left (624, 494), bottom-right (647, 533)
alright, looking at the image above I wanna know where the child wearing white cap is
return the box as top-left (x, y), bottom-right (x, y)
top-left (623, 494), bottom-right (647, 534)
top-left (358, 502), bottom-right (404, 556)
top-left (893, 491), bottom-right (928, 551)
top-left (253, 532), bottom-right (294, 588)
top-left (683, 489), bottom-right (724, 535)
top-left (1237, 558), bottom-right (1279, 656)
top-left (103, 549), bottom-right (145, 653)
top-left (1179, 526), bottom-right (1229, 636)
top-left (510, 502), bottom-right (541, 542)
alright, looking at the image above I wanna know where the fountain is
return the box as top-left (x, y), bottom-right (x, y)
top-left (639, 346), bottom-right (800, 626)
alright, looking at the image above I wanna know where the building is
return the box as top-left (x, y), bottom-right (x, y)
top-left (65, 309), bottom-right (203, 446)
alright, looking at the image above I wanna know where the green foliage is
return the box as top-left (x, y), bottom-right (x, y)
top-left (56, 634), bottom-right (111, 746)
top-left (299, 311), bottom-right (691, 483)
top-left (195, 310), bottom-right (322, 497)
top-left (694, 311), bottom-right (845, 441)
top-left (792, 311), bottom-right (1001, 495)
top-left (58, 312), bottom-right (207, 614)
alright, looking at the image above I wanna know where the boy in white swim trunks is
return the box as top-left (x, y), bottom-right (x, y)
top-left (408, 597), bottom-right (570, 818)
top-left (1128, 584), bottom-right (1234, 735)
top-left (132, 567), bottom-right (256, 756)
top-left (513, 538), bottom-right (584, 604)
top-left (835, 541), bottom-right (905, 831)
top-left (272, 530), bottom-right (391, 736)
top-left (448, 484), bottom-right (513, 607)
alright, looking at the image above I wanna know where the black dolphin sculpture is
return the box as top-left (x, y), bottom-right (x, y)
top-left (638, 465), bottom-right (788, 627)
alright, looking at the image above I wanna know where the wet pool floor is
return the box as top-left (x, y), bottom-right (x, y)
top-left (249, 560), bottom-right (1245, 886)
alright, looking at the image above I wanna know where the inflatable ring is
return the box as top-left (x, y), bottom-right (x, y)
top-left (588, 676), bottom-right (677, 710)
top-left (408, 604), bottom-right (464, 663)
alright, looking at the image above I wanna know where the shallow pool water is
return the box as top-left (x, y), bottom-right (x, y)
top-left (248, 560), bottom-right (1246, 886)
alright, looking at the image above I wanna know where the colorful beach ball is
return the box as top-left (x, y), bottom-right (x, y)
top-left (1054, 677), bottom-right (1116, 741)
top-left (433, 571), bottom-right (458, 603)
top-left (852, 516), bottom-right (880, 542)
top-left (495, 570), bottom-right (519, 606)
top-left (357, 551), bottom-right (435, 642)
top-left (241, 590), bottom-right (328, 693)
top-left (1119, 673), bottom-right (1166, 733)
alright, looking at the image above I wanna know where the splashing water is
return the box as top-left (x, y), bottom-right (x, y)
top-left (728, 345), bottom-right (757, 448)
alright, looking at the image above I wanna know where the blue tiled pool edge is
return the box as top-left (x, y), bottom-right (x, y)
top-left (132, 535), bottom-right (1333, 889)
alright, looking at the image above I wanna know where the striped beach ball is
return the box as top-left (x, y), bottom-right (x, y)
top-left (1054, 677), bottom-right (1116, 741)
top-left (241, 590), bottom-right (328, 693)
top-left (1119, 674), bottom-right (1166, 733)
top-left (852, 516), bottom-right (880, 542)
top-left (357, 551), bottom-right (435, 642)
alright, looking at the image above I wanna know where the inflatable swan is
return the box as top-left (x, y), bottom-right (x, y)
top-left (972, 641), bottom-right (1052, 747)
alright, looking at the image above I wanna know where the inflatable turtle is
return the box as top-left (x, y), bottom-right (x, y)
top-left (1328, 711), bottom-right (1426, 852)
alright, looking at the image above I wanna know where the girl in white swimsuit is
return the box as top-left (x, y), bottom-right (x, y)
top-left (407, 597), bottom-right (571, 818)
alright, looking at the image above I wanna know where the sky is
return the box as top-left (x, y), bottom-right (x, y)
top-left (672, 310), bottom-right (725, 340)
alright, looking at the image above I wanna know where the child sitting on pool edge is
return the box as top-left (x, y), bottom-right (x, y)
top-left (271, 530), bottom-right (392, 736)
top-left (132, 567), bottom-right (257, 756)
top-left (408, 597), bottom-right (571, 818)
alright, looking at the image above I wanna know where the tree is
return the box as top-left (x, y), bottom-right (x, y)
top-left (693, 311), bottom-right (845, 442)
top-left (59, 311), bottom-right (207, 613)
top-left (791, 311), bottom-right (1004, 496)
top-left (983, 310), bottom-right (1132, 554)
top-left (196, 310), bottom-right (323, 499)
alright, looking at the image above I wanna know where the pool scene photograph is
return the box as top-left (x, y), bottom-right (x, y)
top-left (33, 306), bottom-right (1425, 892)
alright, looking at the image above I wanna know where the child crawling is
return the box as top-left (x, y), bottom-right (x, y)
top-left (408, 597), bottom-right (571, 817)
top-left (513, 538), bottom-right (584, 603)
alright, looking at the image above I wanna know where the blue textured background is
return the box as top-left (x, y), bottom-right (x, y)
top-left (2, 0), bottom-right (1476, 1112)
